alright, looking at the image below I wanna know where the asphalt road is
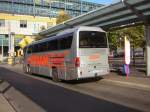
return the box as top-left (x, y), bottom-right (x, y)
top-left (0, 67), bottom-right (141, 112)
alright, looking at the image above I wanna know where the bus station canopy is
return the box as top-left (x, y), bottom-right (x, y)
top-left (39, 0), bottom-right (150, 36)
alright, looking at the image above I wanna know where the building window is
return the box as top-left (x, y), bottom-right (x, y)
top-left (20, 20), bottom-right (27, 28)
top-left (47, 22), bottom-right (52, 27)
top-left (0, 19), bottom-right (5, 27)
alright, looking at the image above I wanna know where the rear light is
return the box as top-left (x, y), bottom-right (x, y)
top-left (75, 57), bottom-right (80, 67)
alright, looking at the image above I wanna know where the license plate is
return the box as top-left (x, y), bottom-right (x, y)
top-left (92, 70), bottom-right (103, 73)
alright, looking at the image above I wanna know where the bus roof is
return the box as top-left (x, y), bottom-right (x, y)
top-left (57, 26), bottom-right (105, 36)
top-left (27, 26), bottom-right (105, 47)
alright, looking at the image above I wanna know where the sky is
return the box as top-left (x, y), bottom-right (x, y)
top-left (84, 0), bottom-right (120, 5)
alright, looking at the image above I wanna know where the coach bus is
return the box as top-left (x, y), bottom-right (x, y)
top-left (23, 26), bottom-right (109, 81)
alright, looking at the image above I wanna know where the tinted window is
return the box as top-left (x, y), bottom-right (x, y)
top-left (48, 40), bottom-right (58, 51)
top-left (59, 36), bottom-right (73, 50)
top-left (79, 31), bottom-right (107, 48)
top-left (39, 42), bottom-right (48, 52)
top-left (32, 44), bottom-right (39, 53)
top-left (30, 34), bottom-right (73, 53)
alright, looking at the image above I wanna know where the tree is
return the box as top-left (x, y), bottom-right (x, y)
top-left (108, 25), bottom-right (145, 49)
top-left (120, 26), bottom-right (144, 48)
top-left (56, 9), bottom-right (71, 24)
top-left (40, 25), bottom-right (46, 31)
top-left (108, 25), bottom-right (145, 62)
top-left (108, 31), bottom-right (120, 50)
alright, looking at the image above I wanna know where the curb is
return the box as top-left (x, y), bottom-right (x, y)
top-left (0, 80), bottom-right (11, 93)
top-left (0, 79), bottom-right (45, 112)
top-left (0, 80), bottom-right (16, 112)
top-left (102, 79), bottom-right (150, 91)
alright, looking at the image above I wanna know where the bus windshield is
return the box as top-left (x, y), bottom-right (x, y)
top-left (79, 31), bottom-right (107, 48)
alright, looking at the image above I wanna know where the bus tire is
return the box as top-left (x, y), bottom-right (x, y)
top-left (52, 68), bottom-right (59, 82)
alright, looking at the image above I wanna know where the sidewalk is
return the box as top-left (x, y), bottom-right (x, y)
top-left (0, 94), bottom-right (16, 112)
top-left (0, 80), bottom-right (16, 112)
top-left (1, 64), bottom-right (150, 91)
top-left (102, 72), bottom-right (150, 91)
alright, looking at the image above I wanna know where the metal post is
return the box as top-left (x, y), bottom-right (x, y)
top-left (1, 38), bottom-right (3, 63)
top-left (65, 0), bottom-right (67, 11)
top-left (132, 44), bottom-right (135, 66)
top-left (80, 0), bottom-right (83, 15)
top-left (11, 0), bottom-right (14, 15)
top-left (33, 0), bottom-right (36, 16)
top-left (49, 0), bottom-right (52, 17)
top-left (11, 33), bottom-right (15, 57)
top-left (8, 33), bottom-right (11, 57)
top-left (145, 24), bottom-right (150, 76)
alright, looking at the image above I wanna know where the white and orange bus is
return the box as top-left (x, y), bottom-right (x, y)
top-left (23, 26), bottom-right (109, 81)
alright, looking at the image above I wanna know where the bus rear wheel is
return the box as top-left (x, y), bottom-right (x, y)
top-left (52, 68), bottom-right (60, 82)
top-left (26, 65), bottom-right (32, 75)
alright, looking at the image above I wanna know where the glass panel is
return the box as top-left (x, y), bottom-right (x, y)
top-left (0, 19), bottom-right (5, 27)
top-left (79, 31), bottom-right (107, 48)
top-left (59, 35), bottom-right (73, 50)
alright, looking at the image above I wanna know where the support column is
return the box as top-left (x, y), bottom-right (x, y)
top-left (1, 38), bottom-right (3, 62)
top-left (65, 0), bottom-right (67, 11)
top-left (8, 32), bottom-right (15, 65)
top-left (33, 0), bottom-right (36, 17)
top-left (80, 0), bottom-right (83, 15)
top-left (145, 24), bottom-right (150, 76)
top-left (8, 33), bottom-right (14, 57)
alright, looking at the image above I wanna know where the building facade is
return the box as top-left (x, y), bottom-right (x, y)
top-left (0, 13), bottom-right (57, 60)
top-left (0, 0), bottom-right (102, 61)
top-left (0, 0), bottom-right (102, 17)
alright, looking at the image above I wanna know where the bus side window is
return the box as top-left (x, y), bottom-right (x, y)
top-left (32, 44), bottom-right (38, 53)
top-left (59, 36), bottom-right (73, 50)
top-left (48, 40), bottom-right (58, 51)
top-left (40, 42), bottom-right (48, 52)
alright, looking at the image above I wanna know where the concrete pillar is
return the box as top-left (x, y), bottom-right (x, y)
top-left (80, 0), bottom-right (83, 15)
top-left (1, 38), bottom-right (3, 62)
top-left (8, 32), bottom-right (15, 57)
top-left (8, 32), bottom-right (15, 65)
top-left (145, 24), bottom-right (150, 76)
top-left (65, 0), bottom-right (67, 11)
top-left (33, 0), bottom-right (36, 17)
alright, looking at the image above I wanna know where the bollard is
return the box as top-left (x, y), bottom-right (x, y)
top-left (8, 56), bottom-right (15, 65)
